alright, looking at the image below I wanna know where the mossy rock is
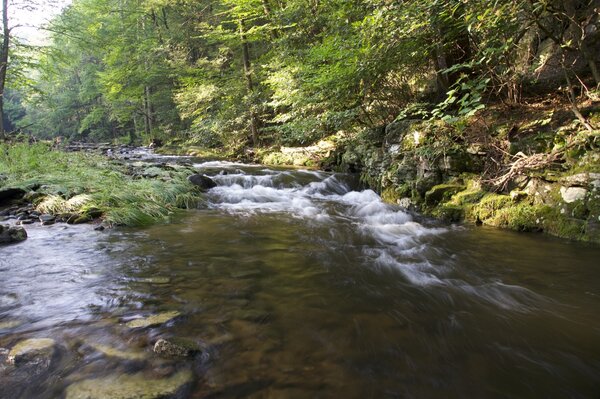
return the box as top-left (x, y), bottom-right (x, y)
top-left (153, 338), bottom-right (201, 358)
top-left (473, 194), bottom-right (512, 221)
top-left (88, 343), bottom-right (148, 361)
top-left (494, 203), bottom-right (542, 232)
top-left (7, 338), bottom-right (56, 366)
top-left (125, 311), bottom-right (181, 329)
top-left (381, 186), bottom-right (411, 204)
top-left (425, 184), bottom-right (466, 206)
top-left (452, 189), bottom-right (485, 205)
top-left (432, 205), bottom-right (464, 223)
top-left (65, 369), bottom-right (193, 399)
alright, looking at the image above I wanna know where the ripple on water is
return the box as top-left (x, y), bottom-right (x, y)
top-left (0, 160), bottom-right (599, 398)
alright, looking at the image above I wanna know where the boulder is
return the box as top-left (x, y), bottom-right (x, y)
top-left (39, 214), bottom-right (56, 226)
top-left (187, 174), bottom-right (217, 191)
top-left (424, 184), bottom-right (466, 206)
top-left (0, 188), bottom-right (26, 205)
top-left (64, 369), bottom-right (193, 399)
top-left (125, 311), bottom-right (181, 329)
top-left (6, 338), bottom-right (56, 367)
top-left (0, 224), bottom-right (27, 245)
top-left (560, 187), bottom-right (588, 204)
top-left (560, 173), bottom-right (600, 188)
top-left (153, 338), bottom-right (200, 358)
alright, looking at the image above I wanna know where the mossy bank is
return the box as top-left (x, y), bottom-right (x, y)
top-left (257, 103), bottom-right (600, 243)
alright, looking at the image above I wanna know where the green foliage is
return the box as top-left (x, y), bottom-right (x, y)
top-left (2, 0), bottom-right (589, 153)
top-left (432, 77), bottom-right (489, 123)
top-left (0, 143), bottom-right (201, 226)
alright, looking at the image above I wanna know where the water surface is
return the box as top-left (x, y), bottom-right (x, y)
top-left (1, 161), bottom-right (599, 398)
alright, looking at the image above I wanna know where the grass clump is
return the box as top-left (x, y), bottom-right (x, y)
top-left (0, 143), bottom-right (203, 226)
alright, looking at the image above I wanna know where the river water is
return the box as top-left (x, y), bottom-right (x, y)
top-left (1, 160), bottom-right (600, 398)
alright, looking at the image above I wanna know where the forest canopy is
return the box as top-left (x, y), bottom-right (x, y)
top-left (2, 0), bottom-right (599, 149)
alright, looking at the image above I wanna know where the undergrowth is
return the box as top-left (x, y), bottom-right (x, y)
top-left (0, 143), bottom-right (202, 226)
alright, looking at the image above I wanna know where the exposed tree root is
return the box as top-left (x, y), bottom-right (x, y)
top-left (487, 151), bottom-right (563, 191)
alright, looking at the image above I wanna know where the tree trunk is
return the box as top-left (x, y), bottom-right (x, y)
top-left (0, 0), bottom-right (9, 140)
top-left (431, 0), bottom-right (472, 94)
top-left (143, 95), bottom-right (150, 137)
top-left (145, 85), bottom-right (154, 134)
top-left (239, 19), bottom-right (259, 146)
top-left (561, 0), bottom-right (600, 86)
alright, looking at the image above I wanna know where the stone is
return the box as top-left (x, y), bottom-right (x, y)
top-left (510, 190), bottom-right (528, 201)
top-left (0, 188), bottom-right (26, 205)
top-left (7, 338), bottom-right (56, 366)
top-left (64, 369), bottom-right (193, 399)
top-left (560, 173), bottom-right (600, 188)
top-left (187, 174), bottom-right (217, 191)
top-left (397, 198), bottom-right (414, 209)
top-left (424, 184), bottom-right (466, 206)
top-left (0, 224), bottom-right (27, 245)
top-left (88, 343), bottom-right (147, 361)
top-left (39, 214), bottom-right (56, 226)
top-left (0, 320), bottom-right (22, 330)
top-left (125, 311), bottom-right (181, 329)
top-left (153, 338), bottom-right (200, 358)
top-left (560, 187), bottom-right (588, 204)
top-left (23, 191), bottom-right (44, 202)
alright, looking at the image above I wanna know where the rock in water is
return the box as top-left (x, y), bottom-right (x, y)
top-left (6, 338), bottom-right (56, 367)
top-left (187, 174), bottom-right (217, 191)
top-left (88, 343), bottom-right (148, 361)
top-left (153, 338), bottom-right (200, 358)
top-left (65, 369), bottom-right (193, 399)
top-left (0, 188), bottom-right (26, 205)
top-left (0, 224), bottom-right (27, 245)
top-left (125, 311), bottom-right (181, 329)
top-left (39, 214), bottom-right (56, 226)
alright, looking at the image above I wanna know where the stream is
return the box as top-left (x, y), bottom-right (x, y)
top-left (1, 157), bottom-right (600, 398)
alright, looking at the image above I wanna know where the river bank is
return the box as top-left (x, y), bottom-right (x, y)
top-left (0, 143), bottom-right (206, 234)
top-left (202, 100), bottom-right (599, 244)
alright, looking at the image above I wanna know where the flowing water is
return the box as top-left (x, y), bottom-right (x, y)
top-left (1, 159), bottom-right (600, 398)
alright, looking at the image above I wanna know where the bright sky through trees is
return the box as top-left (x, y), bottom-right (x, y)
top-left (12, 0), bottom-right (71, 44)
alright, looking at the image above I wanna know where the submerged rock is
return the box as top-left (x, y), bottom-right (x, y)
top-left (137, 277), bottom-right (171, 284)
top-left (64, 369), bottom-right (193, 399)
top-left (187, 174), bottom-right (217, 191)
top-left (6, 338), bottom-right (56, 367)
top-left (153, 338), bottom-right (201, 358)
top-left (125, 311), bottom-right (181, 329)
top-left (0, 320), bottom-right (22, 330)
top-left (0, 224), bottom-right (27, 245)
top-left (88, 343), bottom-right (148, 361)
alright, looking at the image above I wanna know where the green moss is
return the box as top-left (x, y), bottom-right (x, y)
top-left (432, 205), bottom-right (464, 223)
top-left (494, 203), bottom-right (541, 232)
top-left (425, 184), bottom-right (466, 206)
top-left (539, 207), bottom-right (586, 240)
top-left (472, 194), bottom-right (512, 221)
